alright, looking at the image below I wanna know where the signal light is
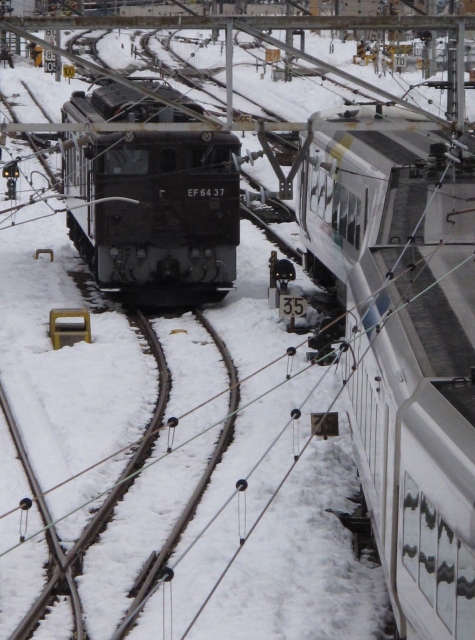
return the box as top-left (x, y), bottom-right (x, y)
top-left (2, 160), bottom-right (19, 178)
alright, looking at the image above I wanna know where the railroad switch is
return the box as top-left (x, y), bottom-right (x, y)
top-left (49, 308), bottom-right (91, 350)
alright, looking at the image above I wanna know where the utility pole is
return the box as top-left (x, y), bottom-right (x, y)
top-left (55, 27), bottom-right (61, 82)
top-left (226, 19), bottom-right (233, 129)
top-left (285, 0), bottom-right (293, 82)
top-left (429, 0), bottom-right (437, 76)
top-left (457, 18), bottom-right (465, 129)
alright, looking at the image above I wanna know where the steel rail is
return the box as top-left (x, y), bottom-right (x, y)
top-left (0, 380), bottom-right (85, 640)
top-left (8, 310), bottom-right (171, 639)
top-left (240, 202), bottom-right (302, 264)
top-left (0, 91), bottom-right (61, 191)
top-left (0, 22), bottom-right (224, 130)
top-left (111, 309), bottom-right (240, 639)
top-left (235, 21), bottom-right (450, 129)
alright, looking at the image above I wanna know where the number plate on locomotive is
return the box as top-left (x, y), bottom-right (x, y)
top-left (188, 188), bottom-right (225, 197)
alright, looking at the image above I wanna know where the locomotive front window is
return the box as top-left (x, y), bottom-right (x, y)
top-left (189, 146), bottom-right (232, 173)
top-left (103, 148), bottom-right (149, 175)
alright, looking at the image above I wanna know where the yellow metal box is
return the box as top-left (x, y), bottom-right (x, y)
top-left (49, 308), bottom-right (91, 350)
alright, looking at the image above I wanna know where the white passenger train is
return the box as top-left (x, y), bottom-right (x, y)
top-left (297, 104), bottom-right (475, 640)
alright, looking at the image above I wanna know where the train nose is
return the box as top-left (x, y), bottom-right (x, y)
top-left (156, 256), bottom-right (181, 283)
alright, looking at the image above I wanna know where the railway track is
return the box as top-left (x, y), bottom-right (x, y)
top-left (0, 82), bottom-right (244, 634)
top-left (8, 309), bottom-right (170, 639)
top-left (0, 87), bottom-right (61, 192)
top-left (0, 380), bottom-right (85, 640)
top-left (108, 308), bottom-right (240, 639)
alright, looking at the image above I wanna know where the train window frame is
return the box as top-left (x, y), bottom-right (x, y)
top-left (324, 175), bottom-right (333, 225)
top-left (355, 197), bottom-right (362, 250)
top-left (456, 541), bottom-right (475, 640)
top-left (363, 187), bottom-right (369, 234)
top-left (102, 147), bottom-right (149, 176)
top-left (371, 403), bottom-right (378, 482)
top-left (402, 473), bottom-right (420, 580)
top-left (332, 180), bottom-right (341, 232)
top-left (309, 166), bottom-right (320, 215)
top-left (437, 519), bottom-right (456, 633)
top-left (339, 186), bottom-right (349, 238)
top-left (188, 145), bottom-right (233, 174)
top-left (419, 494), bottom-right (437, 606)
top-left (347, 191), bottom-right (357, 245)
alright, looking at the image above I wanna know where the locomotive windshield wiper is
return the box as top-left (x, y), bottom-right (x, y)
top-left (200, 145), bottom-right (214, 167)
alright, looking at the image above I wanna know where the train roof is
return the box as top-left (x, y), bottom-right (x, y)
top-left (65, 80), bottom-right (206, 124)
top-left (366, 143), bottom-right (475, 382)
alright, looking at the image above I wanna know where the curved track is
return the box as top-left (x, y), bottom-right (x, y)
top-left (111, 307), bottom-right (240, 639)
top-left (8, 309), bottom-right (170, 640)
top-left (0, 381), bottom-right (85, 640)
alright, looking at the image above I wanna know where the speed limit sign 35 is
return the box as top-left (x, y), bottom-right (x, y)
top-left (279, 295), bottom-right (307, 318)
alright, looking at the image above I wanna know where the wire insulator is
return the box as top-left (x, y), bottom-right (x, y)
top-left (19, 498), bottom-right (32, 510)
top-left (167, 417), bottom-right (178, 453)
top-left (236, 480), bottom-right (248, 545)
top-left (163, 566), bottom-right (174, 582)
top-left (236, 479), bottom-right (248, 492)
top-left (162, 566), bottom-right (174, 640)
top-left (19, 498), bottom-right (32, 543)
top-left (286, 346), bottom-right (296, 379)
top-left (291, 409), bottom-right (301, 461)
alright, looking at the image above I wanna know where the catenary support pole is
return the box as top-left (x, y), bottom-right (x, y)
top-left (457, 18), bottom-right (465, 129)
top-left (226, 18), bottom-right (233, 129)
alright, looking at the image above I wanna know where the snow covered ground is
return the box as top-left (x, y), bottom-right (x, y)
top-left (0, 24), bottom-right (470, 639)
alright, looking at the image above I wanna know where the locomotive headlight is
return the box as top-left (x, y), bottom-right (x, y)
top-left (110, 246), bottom-right (119, 257)
top-left (190, 247), bottom-right (201, 261)
top-left (204, 247), bottom-right (213, 259)
top-left (201, 131), bottom-right (213, 143)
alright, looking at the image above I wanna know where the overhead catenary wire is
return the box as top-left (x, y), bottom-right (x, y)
top-left (175, 322), bottom-right (389, 640)
top-left (0, 241), bottom-right (452, 529)
top-left (0, 244), bottom-right (469, 564)
top-left (111, 239), bottom-right (473, 639)
top-left (0, 32), bottom-right (467, 532)
top-left (168, 249), bottom-right (475, 639)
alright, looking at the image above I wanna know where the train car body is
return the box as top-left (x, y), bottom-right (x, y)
top-left (62, 81), bottom-right (241, 306)
top-left (297, 105), bottom-right (475, 639)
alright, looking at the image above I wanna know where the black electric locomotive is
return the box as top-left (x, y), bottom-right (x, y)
top-left (61, 81), bottom-right (241, 306)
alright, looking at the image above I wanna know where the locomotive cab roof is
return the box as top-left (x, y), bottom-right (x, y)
top-left (70, 80), bottom-right (205, 123)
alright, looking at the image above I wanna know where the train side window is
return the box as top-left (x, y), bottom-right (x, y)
top-left (324, 176), bottom-right (333, 224)
top-left (309, 167), bottom-right (319, 214)
top-left (437, 520), bottom-right (456, 632)
top-left (316, 174), bottom-right (326, 219)
top-left (214, 146), bottom-right (232, 170)
top-left (347, 191), bottom-right (357, 245)
top-left (364, 187), bottom-right (369, 234)
top-left (300, 165), bottom-right (309, 237)
top-left (339, 186), bottom-right (348, 238)
top-left (419, 495), bottom-right (437, 605)
top-left (104, 149), bottom-right (149, 175)
top-left (332, 181), bottom-right (340, 231)
top-left (402, 473), bottom-right (419, 580)
top-left (159, 149), bottom-right (176, 173)
top-left (456, 542), bottom-right (475, 640)
top-left (355, 197), bottom-right (362, 250)
top-left (371, 404), bottom-right (378, 482)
